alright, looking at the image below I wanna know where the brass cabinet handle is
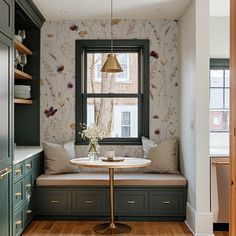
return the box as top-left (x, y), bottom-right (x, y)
top-left (15, 220), bottom-right (22, 225)
top-left (85, 200), bottom-right (93, 204)
top-left (0, 168), bottom-right (12, 179)
top-left (26, 210), bottom-right (32, 214)
top-left (162, 201), bottom-right (170, 204)
top-left (128, 200), bottom-right (135, 204)
top-left (15, 169), bottom-right (21, 175)
top-left (25, 163), bottom-right (32, 168)
top-left (15, 192), bottom-right (22, 197)
top-left (51, 200), bottom-right (59, 204)
top-left (25, 184), bottom-right (31, 188)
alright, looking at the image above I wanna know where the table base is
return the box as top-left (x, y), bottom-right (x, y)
top-left (94, 223), bottom-right (131, 235)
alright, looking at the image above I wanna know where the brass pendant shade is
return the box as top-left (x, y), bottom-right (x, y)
top-left (100, 0), bottom-right (123, 73)
top-left (101, 53), bottom-right (123, 73)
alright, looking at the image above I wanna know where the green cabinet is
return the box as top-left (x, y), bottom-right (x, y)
top-left (0, 167), bottom-right (12, 236)
top-left (0, 31), bottom-right (13, 170)
top-left (13, 152), bottom-right (42, 236)
top-left (0, 0), bottom-right (14, 38)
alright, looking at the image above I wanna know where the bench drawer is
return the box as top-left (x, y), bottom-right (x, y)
top-left (149, 190), bottom-right (185, 215)
top-left (115, 190), bottom-right (148, 215)
top-left (36, 190), bottom-right (71, 215)
top-left (72, 190), bottom-right (108, 215)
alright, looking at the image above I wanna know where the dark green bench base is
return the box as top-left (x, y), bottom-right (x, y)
top-left (35, 185), bottom-right (187, 221)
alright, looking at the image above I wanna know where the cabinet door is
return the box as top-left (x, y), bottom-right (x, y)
top-left (0, 0), bottom-right (13, 38)
top-left (0, 32), bottom-right (12, 169)
top-left (0, 167), bottom-right (12, 236)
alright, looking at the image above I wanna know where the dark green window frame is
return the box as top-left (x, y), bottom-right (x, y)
top-left (75, 39), bottom-right (149, 145)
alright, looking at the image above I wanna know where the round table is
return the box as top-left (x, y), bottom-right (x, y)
top-left (70, 157), bottom-right (151, 235)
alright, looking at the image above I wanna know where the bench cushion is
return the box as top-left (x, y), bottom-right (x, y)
top-left (36, 172), bottom-right (187, 186)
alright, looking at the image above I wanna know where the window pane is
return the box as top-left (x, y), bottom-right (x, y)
top-left (210, 88), bottom-right (223, 109)
top-left (225, 70), bottom-right (230, 87)
top-left (210, 110), bottom-right (229, 132)
top-left (121, 126), bottom-right (131, 137)
top-left (87, 98), bottom-right (138, 138)
top-left (224, 88), bottom-right (229, 109)
top-left (86, 52), bottom-right (138, 93)
top-left (121, 112), bottom-right (131, 125)
top-left (210, 70), bottom-right (223, 87)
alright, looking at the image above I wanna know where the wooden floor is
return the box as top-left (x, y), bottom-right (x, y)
top-left (22, 221), bottom-right (229, 236)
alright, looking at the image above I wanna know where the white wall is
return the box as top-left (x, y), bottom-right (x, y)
top-left (210, 17), bottom-right (229, 58)
top-left (178, 0), bottom-right (213, 235)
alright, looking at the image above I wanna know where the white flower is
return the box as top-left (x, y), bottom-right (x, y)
top-left (80, 124), bottom-right (107, 142)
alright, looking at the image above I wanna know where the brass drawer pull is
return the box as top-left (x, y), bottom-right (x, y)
top-left (26, 210), bottom-right (32, 214)
top-left (25, 184), bottom-right (32, 188)
top-left (0, 168), bottom-right (12, 179)
top-left (85, 200), bottom-right (93, 204)
top-left (15, 220), bottom-right (22, 226)
top-left (128, 200), bottom-right (135, 204)
top-left (15, 192), bottom-right (22, 197)
top-left (51, 200), bottom-right (59, 204)
top-left (15, 169), bottom-right (21, 175)
top-left (26, 163), bottom-right (32, 168)
top-left (162, 201), bottom-right (170, 204)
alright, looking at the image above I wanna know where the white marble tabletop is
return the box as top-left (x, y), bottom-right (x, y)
top-left (70, 157), bottom-right (151, 169)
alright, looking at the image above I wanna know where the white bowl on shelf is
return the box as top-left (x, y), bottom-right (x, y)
top-left (14, 35), bottom-right (22, 42)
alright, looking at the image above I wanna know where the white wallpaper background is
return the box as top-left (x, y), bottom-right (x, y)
top-left (40, 19), bottom-right (178, 157)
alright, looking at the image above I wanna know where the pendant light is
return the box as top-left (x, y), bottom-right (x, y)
top-left (101, 0), bottom-right (123, 73)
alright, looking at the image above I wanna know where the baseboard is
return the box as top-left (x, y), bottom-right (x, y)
top-left (185, 202), bottom-right (214, 236)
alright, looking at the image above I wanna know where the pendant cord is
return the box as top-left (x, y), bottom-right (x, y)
top-left (111, 0), bottom-right (113, 53)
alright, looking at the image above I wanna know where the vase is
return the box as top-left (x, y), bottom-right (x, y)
top-left (88, 141), bottom-right (100, 160)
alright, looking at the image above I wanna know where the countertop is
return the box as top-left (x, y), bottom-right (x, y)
top-left (14, 146), bottom-right (43, 164)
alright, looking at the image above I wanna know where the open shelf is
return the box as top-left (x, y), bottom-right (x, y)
top-left (14, 98), bottom-right (32, 105)
top-left (14, 69), bottom-right (32, 80)
top-left (14, 40), bottom-right (32, 55)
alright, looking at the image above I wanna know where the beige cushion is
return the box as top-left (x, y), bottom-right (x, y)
top-left (64, 140), bottom-right (75, 158)
top-left (142, 136), bottom-right (157, 158)
top-left (144, 137), bottom-right (180, 174)
top-left (36, 172), bottom-right (187, 186)
top-left (42, 141), bottom-right (78, 175)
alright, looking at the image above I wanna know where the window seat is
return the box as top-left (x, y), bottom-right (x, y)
top-left (36, 172), bottom-right (187, 186)
top-left (35, 172), bottom-right (187, 221)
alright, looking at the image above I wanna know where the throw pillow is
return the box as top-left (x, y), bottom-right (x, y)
top-left (141, 136), bottom-right (157, 158)
top-left (42, 141), bottom-right (78, 174)
top-left (143, 137), bottom-right (180, 174)
top-left (64, 140), bottom-right (75, 158)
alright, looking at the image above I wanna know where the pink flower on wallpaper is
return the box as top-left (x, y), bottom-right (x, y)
top-left (44, 106), bottom-right (58, 118)
top-left (69, 24), bottom-right (78, 31)
top-left (57, 65), bottom-right (64, 73)
top-left (154, 128), bottom-right (161, 136)
top-left (67, 82), bottom-right (73, 88)
top-left (150, 50), bottom-right (159, 59)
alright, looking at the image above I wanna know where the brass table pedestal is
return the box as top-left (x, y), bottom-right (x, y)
top-left (94, 168), bottom-right (131, 235)
top-left (94, 223), bottom-right (131, 235)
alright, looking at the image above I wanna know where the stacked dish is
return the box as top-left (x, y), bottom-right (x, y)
top-left (14, 85), bottom-right (31, 99)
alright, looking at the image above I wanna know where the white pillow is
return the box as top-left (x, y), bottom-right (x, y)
top-left (42, 141), bottom-right (79, 175)
top-left (141, 136), bottom-right (157, 158)
top-left (143, 137), bottom-right (180, 174)
top-left (64, 140), bottom-right (75, 158)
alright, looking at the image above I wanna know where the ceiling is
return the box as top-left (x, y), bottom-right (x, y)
top-left (32, 0), bottom-right (230, 21)
top-left (32, 0), bottom-right (192, 20)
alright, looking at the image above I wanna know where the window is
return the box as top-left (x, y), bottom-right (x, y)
top-left (94, 53), bottom-right (130, 83)
top-left (121, 112), bottom-right (131, 137)
top-left (76, 40), bottom-right (149, 145)
top-left (210, 59), bottom-right (229, 151)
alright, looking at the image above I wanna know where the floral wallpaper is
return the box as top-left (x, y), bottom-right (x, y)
top-left (40, 19), bottom-right (178, 157)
